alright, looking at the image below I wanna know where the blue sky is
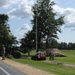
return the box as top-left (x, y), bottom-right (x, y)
top-left (0, 0), bottom-right (75, 43)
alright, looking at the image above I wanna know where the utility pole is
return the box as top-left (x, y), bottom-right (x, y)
top-left (35, 4), bottom-right (38, 52)
top-left (34, 0), bottom-right (49, 52)
top-left (32, 3), bottom-right (38, 52)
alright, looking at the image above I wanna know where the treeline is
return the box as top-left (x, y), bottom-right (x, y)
top-left (58, 42), bottom-right (75, 50)
top-left (44, 39), bottom-right (75, 50)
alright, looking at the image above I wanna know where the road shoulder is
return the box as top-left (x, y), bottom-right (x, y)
top-left (0, 57), bottom-right (54, 75)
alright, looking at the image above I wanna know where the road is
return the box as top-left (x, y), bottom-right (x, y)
top-left (0, 61), bottom-right (27, 75)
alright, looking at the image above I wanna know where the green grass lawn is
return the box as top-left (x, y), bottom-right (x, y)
top-left (12, 58), bottom-right (75, 75)
top-left (54, 50), bottom-right (75, 64)
top-left (11, 50), bottom-right (75, 75)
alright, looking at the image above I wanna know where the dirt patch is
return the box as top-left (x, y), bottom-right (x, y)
top-left (43, 60), bottom-right (75, 68)
top-left (0, 57), bottom-right (54, 75)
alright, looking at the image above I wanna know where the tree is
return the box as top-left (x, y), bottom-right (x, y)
top-left (32, 0), bottom-right (64, 49)
top-left (0, 14), bottom-right (17, 56)
top-left (0, 14), bottom-right (11, 44)
top-left (68, 42), bottom-right (74, 50)
top-left (58, 42), bottom-right (68, 50)
top-left (21, 0), bottom-right (64, 51)
top-left (49, 39), bottom-right (59, 48)
top-left (20, 31), bottom-right (34, 56)
top-left (20, 31), bottom-right (35, 49)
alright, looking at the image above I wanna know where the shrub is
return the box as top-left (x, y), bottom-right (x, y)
top-left (12, 52), bottom-right (21, 59)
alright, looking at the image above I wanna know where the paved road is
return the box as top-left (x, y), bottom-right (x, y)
top-left (0, 61), bottom-right (27, 75)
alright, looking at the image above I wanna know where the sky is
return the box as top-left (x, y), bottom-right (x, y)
top-left (0, 0), bottom-right (75, 43)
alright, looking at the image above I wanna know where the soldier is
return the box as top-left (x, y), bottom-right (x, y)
top-left (2, 45), bottom-right (5, 60)
top-left (49, 52), bottom-right (54, 60)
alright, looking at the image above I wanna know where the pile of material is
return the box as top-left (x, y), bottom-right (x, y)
top-left (46, 48), bottom-right (66, 57)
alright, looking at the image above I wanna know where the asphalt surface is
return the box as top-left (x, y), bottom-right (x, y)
top-left (0, 61), bottom-right (27, 75)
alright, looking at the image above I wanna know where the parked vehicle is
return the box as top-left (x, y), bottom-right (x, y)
top-left (31, 51), bottom-right (46, 60)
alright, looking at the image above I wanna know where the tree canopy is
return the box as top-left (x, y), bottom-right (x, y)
top-left (0, 14), bottom-right (16, 49)
top-left (20, 0), bottom-right (64, 51)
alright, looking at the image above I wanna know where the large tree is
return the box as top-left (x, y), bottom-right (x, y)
top-left (21, 0), bottom-right (64, 51)
top-left (0, 14), bottom-right (16, 56)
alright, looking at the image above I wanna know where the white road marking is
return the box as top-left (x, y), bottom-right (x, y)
top-left (0, 67), bottom-right (11, 75)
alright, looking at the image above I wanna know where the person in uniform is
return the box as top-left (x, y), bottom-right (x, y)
top-left (2, 45), bottom-right (5, 60)
top-left (50, 52), bottom-right (54, 60)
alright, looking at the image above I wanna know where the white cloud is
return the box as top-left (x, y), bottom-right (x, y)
top-left (13, 23), bottom-right (32, 40)
top-left (20, 24), bottom-right (31, 30)
top-left (0, 0), bottom-right (19, 8)
top-left (8, 0), bottom-right (34, 19)
top-left (15, 23), bottom-right (31, 37)
top-left (71, 28), bottom-right (75, 31)
top-left (53, 5), bottom-right (75, 29)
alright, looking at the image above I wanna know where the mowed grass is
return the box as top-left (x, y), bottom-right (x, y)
top-left (54, 50), bottom-right (75, 64)
top-left (11, 50), bottom-right (75, 75)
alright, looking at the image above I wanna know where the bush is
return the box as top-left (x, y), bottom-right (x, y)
top-left (12, 52), bottom-right (21, 59)
top-left (31, 56), bottom-right (38, 60)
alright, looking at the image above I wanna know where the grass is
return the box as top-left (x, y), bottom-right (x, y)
top-left (54, 50), bottom-right (75, 64)
top-left (10, 50), bottom-right (75, 75)
top-left (12, 58), bottom-right (75, 75)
